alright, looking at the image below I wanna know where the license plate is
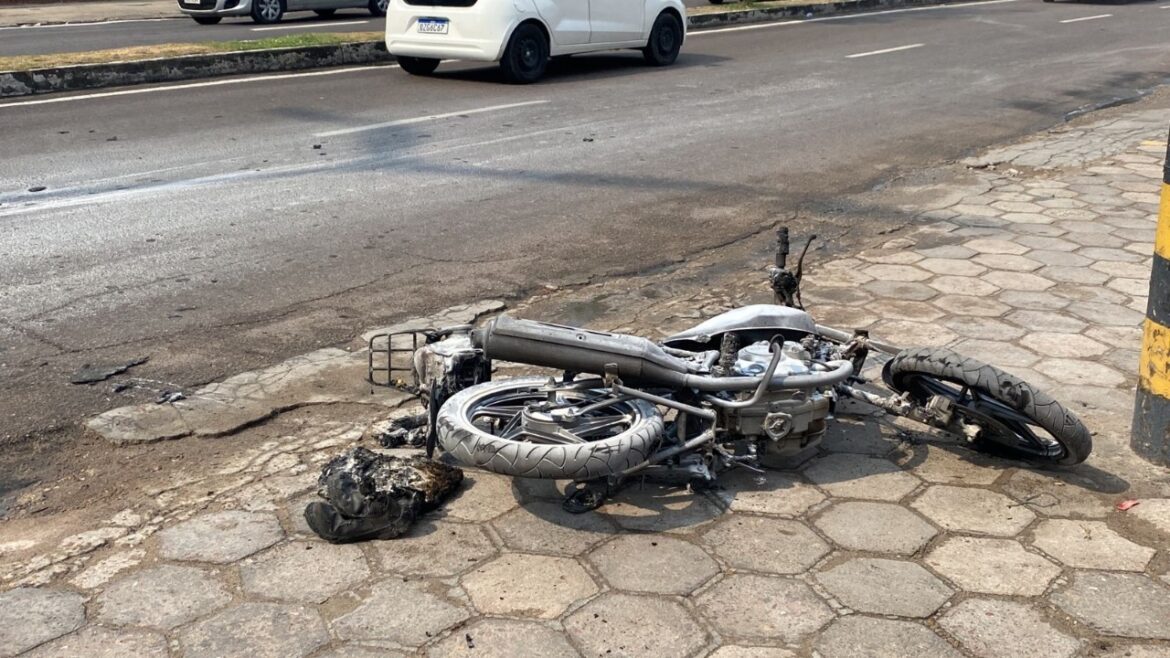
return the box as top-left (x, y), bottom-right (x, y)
top-left (417, 18), bottom-right (448, 34)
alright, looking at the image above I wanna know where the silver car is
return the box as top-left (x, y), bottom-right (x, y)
top-left (179, 0), bottom-right (387, 25)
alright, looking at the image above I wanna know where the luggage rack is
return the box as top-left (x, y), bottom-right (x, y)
top-left (367, 330), bottom-right (431, 391)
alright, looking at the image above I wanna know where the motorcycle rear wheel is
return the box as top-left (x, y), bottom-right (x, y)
top-left (884, 347), bottom-right (1091, 465)
top-left (436, 377), bottom-right (664, 480)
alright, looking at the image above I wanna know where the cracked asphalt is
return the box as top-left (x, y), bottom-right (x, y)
top-left (1, 0), bottom-right (1169, 503)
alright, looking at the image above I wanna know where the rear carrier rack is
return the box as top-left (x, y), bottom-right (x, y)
top-left (368, 330), bottom-right (431, 392)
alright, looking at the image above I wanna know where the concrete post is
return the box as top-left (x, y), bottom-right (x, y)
top-left (1132, 126), bottom-right (1170, 466)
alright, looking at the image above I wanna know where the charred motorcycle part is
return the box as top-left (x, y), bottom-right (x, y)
top-left (763, 412), bottom-right (794, 440)
top-left (768, 227), bottom-right (816, 309)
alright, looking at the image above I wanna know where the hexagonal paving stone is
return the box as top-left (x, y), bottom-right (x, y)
top-left (0, 588), bottom-right (86, 658)
top-left (695, 574), bottom-right (833, 643)
top-left (708, 647), bottom-right (797, 658)
top-left (24, 625), bottom-right (169, 658)
top-left (928, 275), bottom-right (1001, 297)
top-left (602, 484), bottom-right (721, 533)
top-left (972, 253), bottom-right (1043, 272)
top-left (462, 553), bottom-right (596, 619)
top-left (868, 319), bottom-right (958, 347)
top-left (565, 592), bottom-right (707, 658)
top-left (1005, 309), bottom-right (1086, 333)
top-left (941, 317), bottom-right (1025, 340)
top-left (803, 453), bottom-right (921, 502)
top-left (894, 444), bottom-right (1006, 485)
top-left (1033, 359), bottom-right (1127, 388)
top-left (1031, 519), bottom-right (1155, 571)
top-left (240, 540), bottom-right (369, 603)
top-left (427, 618), bottom-right (578, 658)
top-left (158, 510), bottom-right (284, 563)
top-left (318, 646), bottom-right (407, 658)
top-left (1087, 644), bottom-right (1170, 658)
top-left (981, 271), bottom-right (1055, 291)
top-left (815, 616), bottom-right (961, 658)
top-left (932, 294), bottom-right (1010, 317)
top-left (1052, 572), bottom-right (1170, 640)
top-left (491, 501), bottom-right (618, 556)
top-left (819, 417), bottom-right (894, 456)
top-left (588, 534), bottom-right (718, 594)
top-left (863, 280), bottom-right (939, 302)
top-left (701, 515), bottom-right (829, 574)
top-left (96, 564), bottom-right (231, 630)
top-left (951, 339), bottom-right (1040, 368)
top-left (911, 485), bottom-right (1035, 536)
top-left (941, 598), bottom-right (1080, 658)
top-left (441, 473), bottom-right (520, 522)
top-left (816, 557), bottom-right (952, 618)
top-left (180, 603), bottom-right (329, 658)
top-left (1001, 469), bottom-right (1114, 518)
top-left (1128, 498), bottom-right (1170, 535)
top-left (964, 238), bottom-right (1030, 255)
top-left (1067, 301), bottom-right (1146, 327)
top-left (918, 258), bottom-right (989, 277)
top-left (1040, 265), bottom-right (1110, 285)
top-left (332, 578), bottom-right (471, 646)
top-left (862, 264), bottom-right (932, 282)
top-left (881, 300), bottom-right (947, 323)
top-left (711, 468), bottom-right (827, 516)
top-left (1019, 332), bottom-right (1108, 358)
top-left (813, 501), bottom-right (936, 554)
top-left (925, 536), bottom-right (1060, 596)
top-left (372, 519), bottom-right (495, 577)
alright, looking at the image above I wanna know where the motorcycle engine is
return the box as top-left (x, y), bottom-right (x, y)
top-left (728, 340), bottom-right (831, 462)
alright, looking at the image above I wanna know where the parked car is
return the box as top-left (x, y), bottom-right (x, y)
top-left (385, 0), bottom-right (686, 83)
top-left (178, 0), bottom-right (387, 25)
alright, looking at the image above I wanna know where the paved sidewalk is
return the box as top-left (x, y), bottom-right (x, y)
top-left (0, 0), bottom-right (176, 26)
top-left (2, 107), bottom-right (1170, 656)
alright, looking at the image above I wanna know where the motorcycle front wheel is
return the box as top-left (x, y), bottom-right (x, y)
top-left (436, 377), bottom-right (664, 480)
top-left (884, 347), bottom-right (1091, 466)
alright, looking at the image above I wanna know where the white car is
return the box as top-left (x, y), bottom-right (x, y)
top-left (385, 0), bottom-right (686, 83)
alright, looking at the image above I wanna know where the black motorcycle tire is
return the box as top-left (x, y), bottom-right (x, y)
top-left (884, 347), bottom-right (1091, 466)
top-left (436, 377), bottom-right (664, 480)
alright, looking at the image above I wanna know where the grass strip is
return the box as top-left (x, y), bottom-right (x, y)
top-left (0, 31), bottom-right (383, 71)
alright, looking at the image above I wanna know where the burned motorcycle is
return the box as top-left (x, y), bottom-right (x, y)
top-left (370, 228), bottom-right (1091, 512)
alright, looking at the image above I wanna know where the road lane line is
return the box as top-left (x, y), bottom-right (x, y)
top-left (1059, 13), bottom-right (1112, 23)
top-left (314, 100), bottom-right (551, 137)
top-left (690, 0), bottom-right (1017, 36)
top-left (251, 20), bottom-right (369, 31)
top-left (0, 65), bottom-right (390, 109)
top-left (845, 43), bottom-right (924, 58)
top-left (0, 18), bottom-right (178, 31)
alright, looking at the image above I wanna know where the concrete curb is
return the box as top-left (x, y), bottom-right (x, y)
top-left (1, 0), bottom-right (959, 98)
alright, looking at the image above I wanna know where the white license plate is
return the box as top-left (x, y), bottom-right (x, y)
top-left (417, 18), bottom-right (449, 34)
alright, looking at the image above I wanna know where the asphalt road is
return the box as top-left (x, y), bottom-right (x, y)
top-left (1, 0), bottom-right (1168, 455)
top-left (0, 0), bottom-right (713, 56)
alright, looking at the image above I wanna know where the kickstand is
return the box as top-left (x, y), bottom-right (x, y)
top-left (562, 481), bottom-right (613, 514)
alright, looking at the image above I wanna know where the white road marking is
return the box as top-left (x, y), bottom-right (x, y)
top-left (251, 20), bottom-right (369, 31)
top-left (0, 18), bottom-right (177, 31)
top-left (0, 65), bottom-right (390, 109)
top-left (1059, 13), bottom-right (1112, 23)
top-left (313, 100), bottom-right (551, 138)
top-left (689, 0), bottom-right (1018, 36)
top-left (845, 42), bottom-right (924, 58)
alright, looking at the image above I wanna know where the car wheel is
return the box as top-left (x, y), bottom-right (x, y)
top-left (192, 15), bottom-right (222, 24)
top-left (314, 8), bottom-right (336, 16)
top-left (250, 0), bottom-right (284, 23)
top-left (643, 12), bottom-right (682, 66)
top-left (499, 23), bottom-right (549, 84)
top-left (368, 0), bottom-right (388, 16)
top-left (398, 56), bottom-right (441, 76)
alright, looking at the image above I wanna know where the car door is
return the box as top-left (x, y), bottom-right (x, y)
top-left (533, 0), bottom-right (590, 46)
top-left (588, 0), bottom-right (644, 43)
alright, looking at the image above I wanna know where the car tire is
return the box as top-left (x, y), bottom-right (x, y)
top-left (368, 0), bottom-right (388, 17)
top-left (499, 23), bottom-right (549, 84)
top-left (643, 12), bottom-right (682, 66)
top-left (192, 15), bottom-right (222, 24)
top-left (398, 56), bottom-right (441, 76)
top-left (314, 8), bottom-right (336, 16)
top-left (250, 0), bottom-right (284, 23)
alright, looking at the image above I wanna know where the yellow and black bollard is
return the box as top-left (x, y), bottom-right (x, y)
top-left (1133, 126), bottom-right (1170, 466)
